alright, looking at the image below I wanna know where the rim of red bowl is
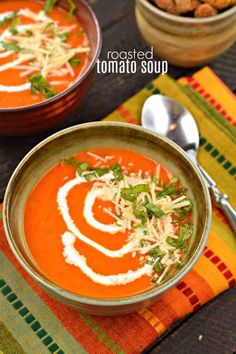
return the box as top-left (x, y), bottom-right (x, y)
top-left (0, 0), bottom-right (102, 113)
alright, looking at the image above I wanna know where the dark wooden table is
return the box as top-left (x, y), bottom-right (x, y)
top-left (0, 1), bottom-right (235, 353)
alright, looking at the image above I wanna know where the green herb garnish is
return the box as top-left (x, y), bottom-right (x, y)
top-left (0, 10), bottom-right (18, 28)
top-left (26, 30), bottom-right (33, 36)
top-left (44, 0), bottom-right (59, 14)
top-left (144, 201), bottom-right (164, 218)
top-left (166, 223), bottom-right (193, 252)
top-left (156, 186), bottom-right (176, 198)
top-left (9, 16), bottom-right (19, 35)
top-left (110, 163), bottom-right (124, 181)
top-left (169, 177), bottom-right (178, 184)
top-left (179, 223), bottom-right (193, 242)
top-left (151, 176), bottom-right (163, 186)
top-left (29, 74), bottom-right (56, 99)
top-left (172, 201), bottom-right (192, 224)
top-left (44, 0), bottom-right (76, 18)
top-left (0, 41), bottom-right (21, 53)
top-left (58, 32), bottom-right (70, 42)
top-left (149, 247), bottom-right (161, 259)
top-left (94, 168), bottom-right (109, 177)
top-left (121, 184), bottom-right (150, 202)
top-left (67, 0), bottom-right (76, 19)
top-left (133, 203), bottom-right (147, 223)
top-left (153, 261), bottom-right (163, 274)
top-left (69, 57), bottom-right (81, 67)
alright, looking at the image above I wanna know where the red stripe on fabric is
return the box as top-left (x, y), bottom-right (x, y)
top-left (176, 281), bottom-right (201, 311)
top-left (186, 76), bottom-right (235, 126)
top-left (117, 105), bottom-right (138, 124)
top-left (204, 246), bottom-right (236, 287)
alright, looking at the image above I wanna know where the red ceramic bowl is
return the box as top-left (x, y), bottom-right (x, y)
top-left (0, 0), bottom-right (102, 136)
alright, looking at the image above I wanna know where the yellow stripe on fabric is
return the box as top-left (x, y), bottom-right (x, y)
top-left (192, 67), bottom-right (236, 120)
top-left (138, 308), bottom-right (165, 335)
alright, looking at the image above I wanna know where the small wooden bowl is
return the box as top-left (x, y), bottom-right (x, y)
top-left (135, 0), bottom-right (236, 67)
top-left (3, 122), bottom-right (212, 315)
top-left (0, 0), bottom-right (102, 136)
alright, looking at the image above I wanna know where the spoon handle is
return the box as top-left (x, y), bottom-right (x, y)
top-left (198, 164), bottom-right (236, 234)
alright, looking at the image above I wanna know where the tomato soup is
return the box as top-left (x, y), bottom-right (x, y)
top-left (0, 0), bottom-right (90, 108)
top-left (24, 148), bottom-right (194, 299)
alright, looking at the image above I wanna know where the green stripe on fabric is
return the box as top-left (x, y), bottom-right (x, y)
top-left (199, 136), bottom-right (236, 179)
top-left (79, 313), bottom-right (126, 353)
top-left (181, 85), bottom-right (236, 144)
top-left (0, 321), bottom-right (26, 354)
top-left (0, 251), bottom-right (87, 354)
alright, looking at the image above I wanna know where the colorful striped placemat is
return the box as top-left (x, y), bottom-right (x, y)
top-left (0, 67), bottom-right (236, 354)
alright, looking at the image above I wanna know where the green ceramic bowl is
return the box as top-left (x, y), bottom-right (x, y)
top-left (3, 122), bottom-right (211, 315)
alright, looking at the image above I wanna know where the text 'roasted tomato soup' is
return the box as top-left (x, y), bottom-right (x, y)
top-left (0, 0), bottom-right (90, 108)
top-left (24, 148), bottom-right (194, 299)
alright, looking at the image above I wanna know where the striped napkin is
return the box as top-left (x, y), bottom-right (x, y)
top-left (0, 67), bottom-right (235, 354)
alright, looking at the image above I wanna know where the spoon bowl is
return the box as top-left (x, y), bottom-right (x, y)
top-left (142, 95), bottom-right (199, 158)
top-left (141, 94), bottom-right (236, 233)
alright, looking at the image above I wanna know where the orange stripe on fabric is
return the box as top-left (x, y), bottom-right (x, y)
top-left (148, 298), bottom-right (178, 329)
top-left (138, 308), bottom-right (165, 334)
top-left (93, 311), bottom-right (158, 352)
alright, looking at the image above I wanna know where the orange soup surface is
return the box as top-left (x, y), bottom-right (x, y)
top-left (24, 148), bottom-right (193, 299)
top-left (0, 0), bottom-right (90, 107)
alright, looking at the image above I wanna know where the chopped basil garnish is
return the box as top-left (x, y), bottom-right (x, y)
top-left (44, 0), bottom-right (59, 14)
top-left (0, 10), bottom-right (18, 28)
top-left (69, 57), bottom-right (81, 67)
top-left (121, 184), bottom-right (150, 202)
top-left (149, 247), bottom-right (161, 259)
top-left (153, 261), bottom-right (163, 274)
top-left (166, 224), bottom-right (193, 253)
top-left (109, 163), bottom-right (124, 181)
top-left (133, 203), bottom-right (147, 223)
top-left (139, 239), bottom-right (145, 247)
top-left (26, 30), bottom-right (33, 36)
top-left (67, 0), bottom-right (76, 19)
top-left (169, 177), bottom-right (178, 184)
top-left (179, 223), bottom-right (193, 242)
top-left (144, 201), bottom-right (164, 218)
top-left (29, 74), bottom-right (56, 99)
top-left (156, 186), bottom-right (176, 198)
top-left (9, 16), bottom-right (19, 35)
top-left (146, 259), bottom-right (154, 265)
top-left (94, 168), bottom-right (109, 177)
top-left (58, 32), bottom-right (70, 42)
top-left (62, 158), bottom-right (89, 175)
top-left (151, 176), bottom-right (163, 186)
top-left (0, 41), bottom-right (21, 53)
top-left (172, 201), bottom-right (192, 224)
top-left (44, 0), bottom-right (76, 18)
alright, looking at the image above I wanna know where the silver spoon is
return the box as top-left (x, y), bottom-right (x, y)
top-left (141, 94), bottom-right (236, 234)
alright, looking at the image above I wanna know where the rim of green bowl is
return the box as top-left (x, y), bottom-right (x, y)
top-left (3, 122), bottom-right (212, 307)
top-left (138, 0), bottom-right (236, 24)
